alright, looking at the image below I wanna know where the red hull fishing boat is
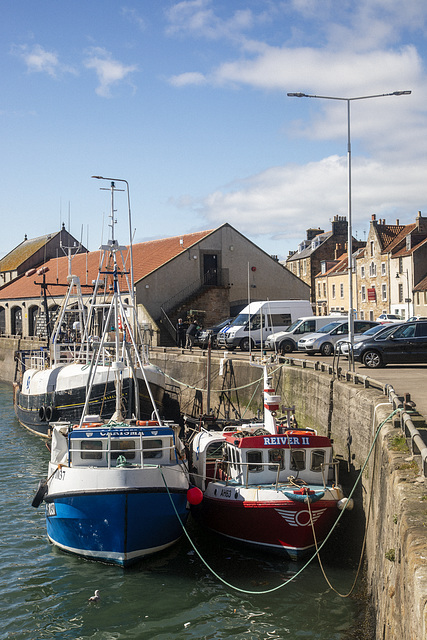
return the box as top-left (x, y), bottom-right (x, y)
top-left (188, 361), bottom-right (353, 560)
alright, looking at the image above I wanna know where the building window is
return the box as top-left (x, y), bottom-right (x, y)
top-left (323, 282), bottom-right (326, 297)
top-left (340, 283), bottom-right (344, 298)
top-left (369, 262), bottom-right (377, 277)
top-left (381, 262), bottom-right (386, 276)
top-left (297, 262), bottom-right (301, 277)
top-left (332, 284), bottom-right (336, 299)
top-left (370, 241), bottom-right (374, 257)
top-left (361, 286), bottom-right (366, 302)
top-left (369, 310), bottom-right (374, 321)
top-left (360, 311), bottom-right (364, 319)
top-left (361, 265), bottom-right (365, 278)
top-left (303, 260), bottom-right (307, 276)
top-left (381, 284), bottom-right (387, 301)
top-left (398, 283), bottom-right (404, 303)
top-left (398, 257), bottom-right (403, 273)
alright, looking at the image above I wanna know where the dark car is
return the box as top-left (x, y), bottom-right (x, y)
top-left (196, 318), bottom-right (234, 349)
top-left (353, 321), bottom-right (427, 368)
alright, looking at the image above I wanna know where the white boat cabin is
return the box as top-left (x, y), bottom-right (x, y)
top-left (192, 425), bottom-right (337, 490)
top-left (50, 422), bottom-right (181, 468)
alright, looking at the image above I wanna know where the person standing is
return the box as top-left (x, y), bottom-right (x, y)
top-left (176, 318), bottom-right (186, 348)
top-left (186, 320), bottom-right (198, 351)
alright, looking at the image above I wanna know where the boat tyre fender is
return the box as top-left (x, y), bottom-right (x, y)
top-left (45, 406), bottom-right (54, 422)
top-left (39, 406), bottom-right (46, 422)
top-left (32, 481), bottom-right (48, 508)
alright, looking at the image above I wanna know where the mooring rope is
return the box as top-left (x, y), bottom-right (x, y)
top-left (161, 406), bottom-right (400, 595)
top-left (308, 406), bottom-right (400, 597)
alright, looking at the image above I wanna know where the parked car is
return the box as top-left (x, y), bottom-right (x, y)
top-left (335, 324), bottom-right (389, 355)
top-left (297, 320), bottom-right (379, 356)
top-left (406, 316), bottom-right (427, 322)
top-left (353, 321), bottom-right (427, 368)
top-left (264, 315), bottom-right (344, 354)
top-left (196, 318), bottom-right (233, 349)
top-left (376, 313), bottom-right (403, 323)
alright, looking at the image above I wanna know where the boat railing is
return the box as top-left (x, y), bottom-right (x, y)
top-left (68, 433), bottom-right (178, 468)
top-left (50, 339), bottom-right (149, 368)
top-left (320, 460), bottom-right (339, 487)
top-left (215, 458), bottom-right (339, 490)
top-left (214, 459), bottom-right (283, 489)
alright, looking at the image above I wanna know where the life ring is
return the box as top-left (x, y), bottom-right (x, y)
top-left (45, 406), bottom-right (54, 422)
top-left (39, 406), bottom-right (46, 422)
top-left (135, 420), bottom-right (159, 426)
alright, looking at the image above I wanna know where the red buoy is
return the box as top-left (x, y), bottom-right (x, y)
top-left (187, 486), bottom-right (203, 505)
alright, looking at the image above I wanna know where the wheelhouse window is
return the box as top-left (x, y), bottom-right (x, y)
top-left (143, 439), bottom-right (163, 459)
top-left (311, 450), bottom-right (325, 472)
top-left (80, 440), bottom-right (103, 460)
top-left (247, 451), bottom-right (263, 472)
top-left (268, 449), bottom-right (284, 471)
top-left (290, 450), bottom-right (305, 471)
top-left (206, 442), bottom-right (224, 460)
top-left (111, 440), bottom-right (136, 460)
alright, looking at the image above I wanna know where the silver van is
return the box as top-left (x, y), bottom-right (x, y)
top-left (264, 315), bottom-right (344, 354)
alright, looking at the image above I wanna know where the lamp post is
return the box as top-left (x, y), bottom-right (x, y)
top-left (287, 90), bottom-right (411, 369)
top-left (396, 270), bottom-right (411, 320)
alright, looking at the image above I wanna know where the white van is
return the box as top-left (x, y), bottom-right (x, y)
top-left (217, 300), bottom-right (313, 351)
top-left (264, 315), bottom-right (345, 354)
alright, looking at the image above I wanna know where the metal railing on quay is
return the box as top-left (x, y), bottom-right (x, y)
top-left (281, 353), bottom-right (427, 478)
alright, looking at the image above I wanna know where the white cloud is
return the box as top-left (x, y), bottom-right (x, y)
top-left (169, 71), bottom-right (207, 87)
top-left (165, 0), bottom-right (254, 41)
top-left (178, 155), bottom-right (427, 247)
top-left (11, 44), bottom-right (77, 77)
top-left (84, 47), bottom-right (138, 97)
top-left (121, 7), bottom-right (146, 31)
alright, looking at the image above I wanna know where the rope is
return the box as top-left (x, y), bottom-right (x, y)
top-left (160, 406), bottom-right (400, 595)
top-left (308, 407), bottom-right (400, 597)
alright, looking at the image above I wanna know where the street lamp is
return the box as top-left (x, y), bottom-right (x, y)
top-left (287, 90), bottom-right (411, 368)
top-left (395, 270), bottom-right (411, 320)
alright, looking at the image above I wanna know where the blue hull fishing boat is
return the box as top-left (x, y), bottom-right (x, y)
top-left (44, 420), bottom-right (189, 565)
top-left (32, 179), bottom-right (190, 565)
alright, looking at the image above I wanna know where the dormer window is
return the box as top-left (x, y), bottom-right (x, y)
top-left (406, 235), bottom-right (411, 251)
top-left (321, 261), bottom-right (326, 274)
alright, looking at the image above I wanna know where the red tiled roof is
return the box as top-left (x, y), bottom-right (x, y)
top-left (0, 229), bottom-right (215, 301)
top-left (378, 223), bottom-right (415, 253)
top-left (391, 235), bottom-right (427, 258)
top-left (413, 273), bottom-right (427, 292)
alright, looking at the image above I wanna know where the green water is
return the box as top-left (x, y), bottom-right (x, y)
top-left (0, 383), bottom-right (364, 639)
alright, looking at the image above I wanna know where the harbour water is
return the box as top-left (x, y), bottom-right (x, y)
top-left (0, 382), bottom-right (367, 639)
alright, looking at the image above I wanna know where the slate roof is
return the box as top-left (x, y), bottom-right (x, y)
top-left (0, 233), bottom-right (59, 272)
top-left (286, 232), bottom-right (332, 262)
top-left (0, 228), bottom-right (215, 301)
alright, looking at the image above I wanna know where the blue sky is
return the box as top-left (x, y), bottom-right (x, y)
top-left (1, 0), bottom-right (426, 262)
